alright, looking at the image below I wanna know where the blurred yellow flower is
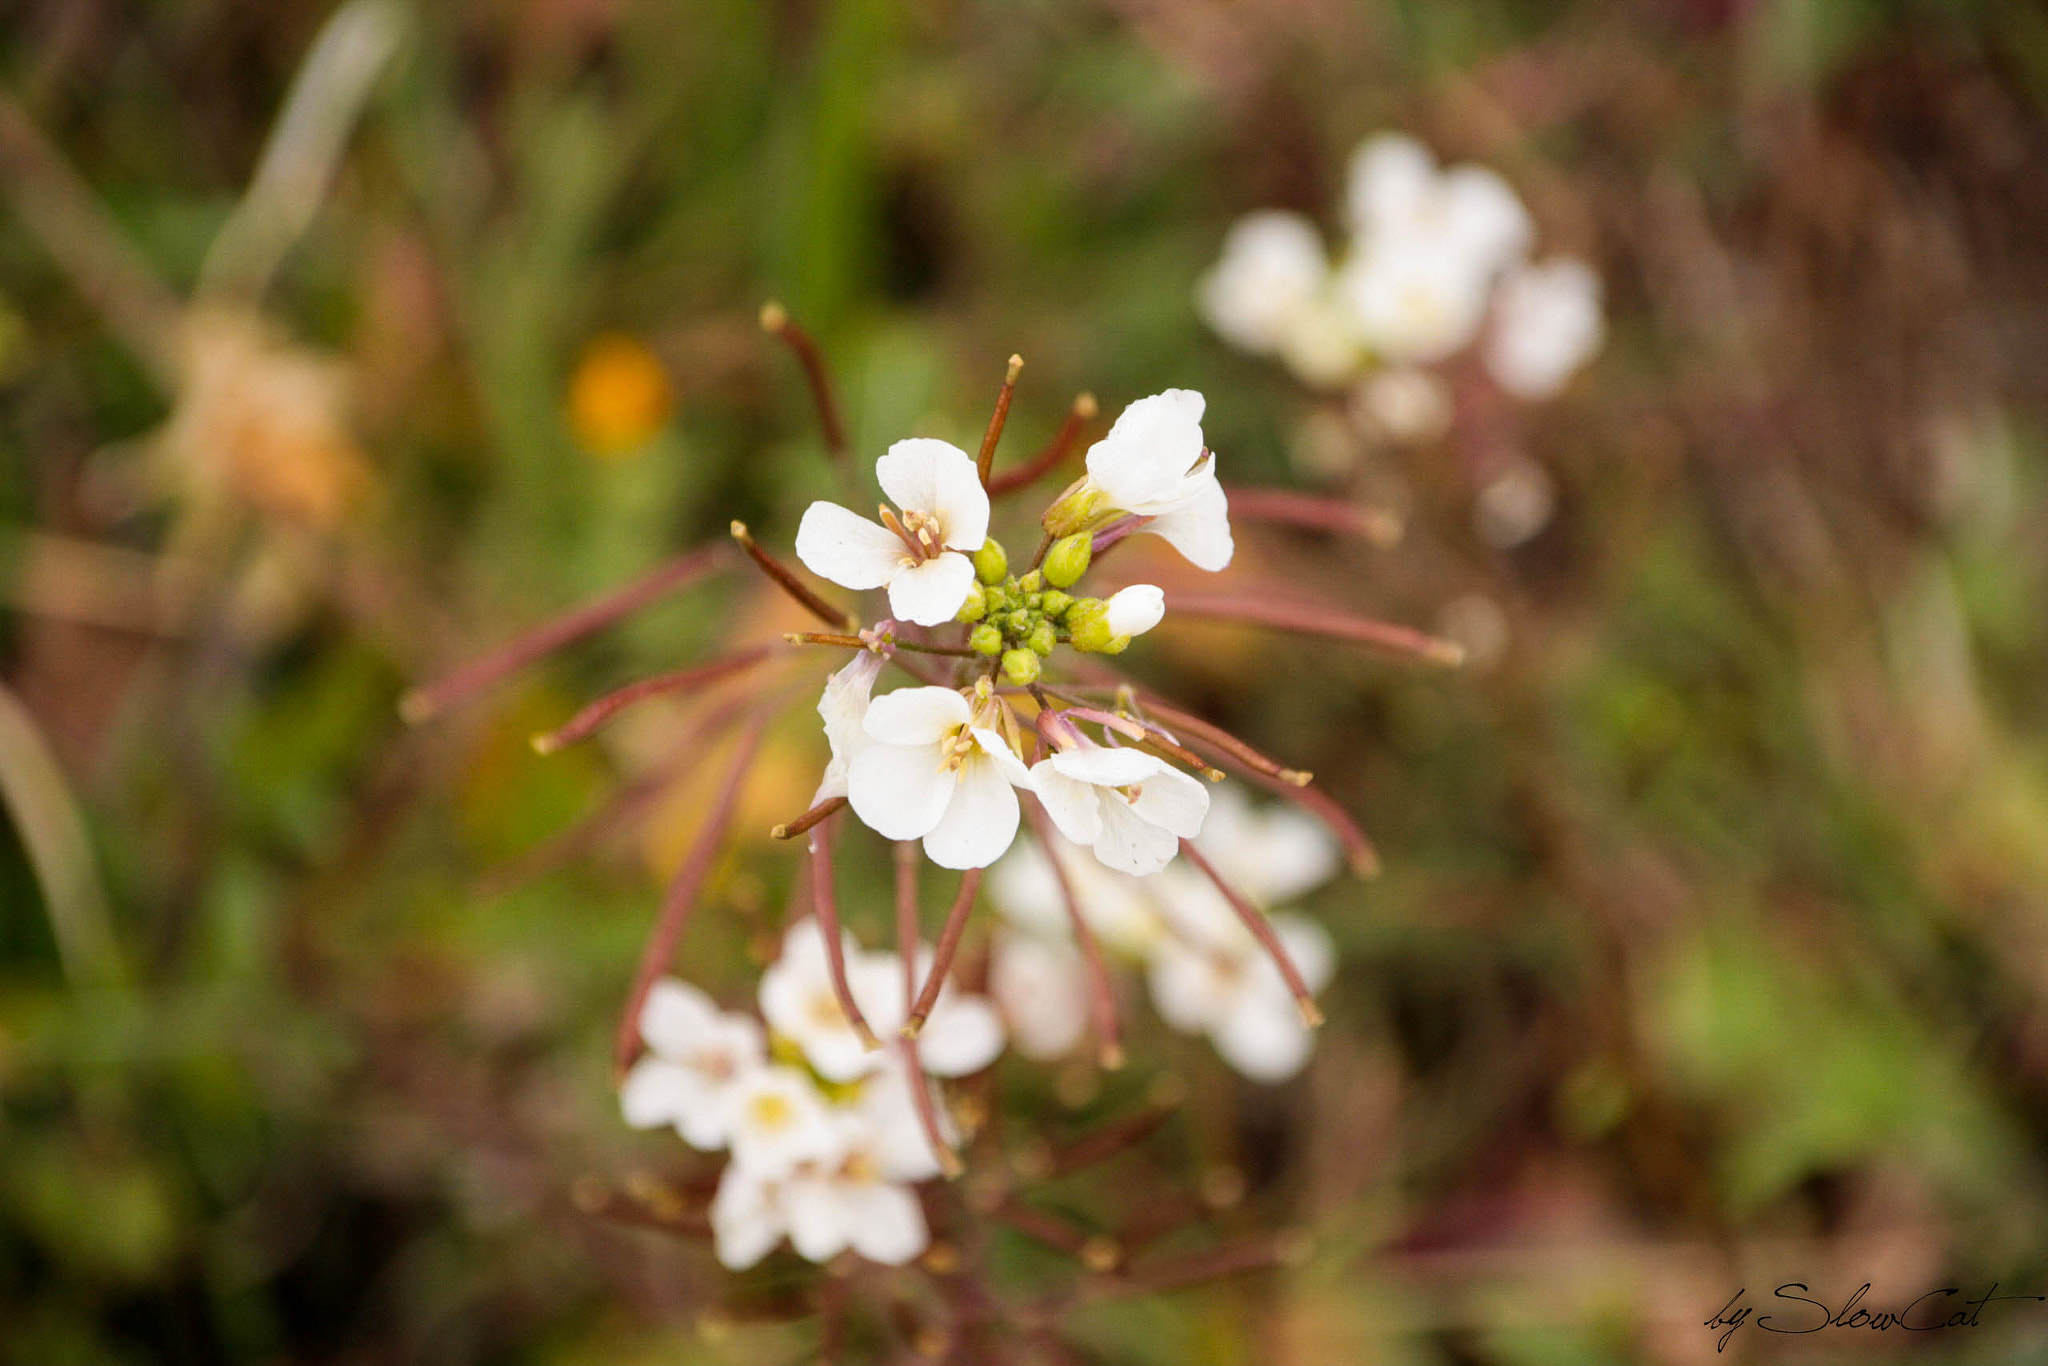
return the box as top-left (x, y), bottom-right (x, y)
top-left (568, 333), bottom-right (674, 458)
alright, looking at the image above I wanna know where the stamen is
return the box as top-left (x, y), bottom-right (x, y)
top-left (531, 643), bottom-right (776, 753)
top-left (1161, 591), bottom-right (1466, 666)
top-left (989, 392), bottom-right (1097, 497)
top-left (807, 816), bottom-right (881, 1050)
top-left (729, 521), bottom-right (853, 630)
top-left (975, 353), bottom-right (1025, 489)
top-left (1022, 798), bottom-right (1122, 1069)
top-left (399, 543), bottom-right (727, 723)
top-left (612, 699), bottom-right (779, 1079)
top-left (877, 505), bottom-right (927, 561)
top-left (1176, 839), bottom-right (1324, 1029)
top-left (1224, 484), bottom-right (1404, 548)
top-left (895, 841), bottom-right (964, 1179)
top-left (903, 867), bottom-right (985, 1036)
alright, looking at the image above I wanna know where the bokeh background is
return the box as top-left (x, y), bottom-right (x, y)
top-left (6, 0), bottom-right (2048, 1361)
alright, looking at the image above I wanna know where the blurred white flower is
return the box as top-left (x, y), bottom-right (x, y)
top-left (1338, 235), bottom-right (1500, 366)
top-left (1080, 390), bottom-right (1234, 571)
top-left (988, 831), bottom-right (1165, 955)
top-left (618, 979), bottom-right (766, 1150)
top-left (1483, 257), bottom-right (1604, 399)
top-left (1344, 133), bottom-right (1531, 282)
top-left (989, 932), bottom-right (1090, 1059)
top-left (723, 1063), bottom-right (845, 1176)
top-left (810, 649), bottom-right (884, 804)
top-left (1192, 786), bottom-right (1341, 904)
top-left (760, 919), bottom-right (1005, 1083)
top-left (781, 1118), bottom-right (930, 1266)
top-left (846, 686), bottom-right (1034, 869)
top-left (1146, 896), bottom-right (1335, 1082)
top-left (709, 1161), bottom-right (792, 1270)
top-left (1274, 292), bottom-right (1367, 389)
top-left (1031, 745), bottom-right (1209, 876)
top-left (1354, 366), bottom-right (1453, 444)
top-left (1103, 584), bottom-right (1166, 639)
top-left (1195, 210), bottom-right (1332, 356)
top-left (795, 438), bottom-right (988, 625)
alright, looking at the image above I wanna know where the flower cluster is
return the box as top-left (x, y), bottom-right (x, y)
top-left (622, 921), bottom-right (1002, 1268)
top-left (1198, 132), bottom-right (1603, 417)
top-left (792, 389), bottom-right (1229, 875)
top-left (988, 788), bottom-right (1339, 1082)
top-left (406, 316), bottom-right (1463, 1286)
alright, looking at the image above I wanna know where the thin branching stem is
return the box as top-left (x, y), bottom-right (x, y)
top-left (904, 867), bottom-right (984, 1035)
top-left (730, 521), bottom-right (851, 629)
top-left (807, 814), bottom-right (882, 1049)
top-left (896, 841), bottom-right (963, 1178)
top-left (400, 544), bottom-right (728, 723)
top-left (1224, 484), bottom-right (1403, 547)
top-left (989, 392), bottom-right (1096, 497)
top-left (1162, 591), bottom-right (1465, 665)
top-left (532, 643), bottom-right (777, 753)
top-left (1177, 839), bottom-right (1324, 1028)
top-left (759, 301), bottom-right (847, 463)
top-left (1021, 797), bottom-right (1122, 1069)
top-left (613, 698), bottom-right (779, 1078)
top-left (975, 354), bottom-right (1024, 489)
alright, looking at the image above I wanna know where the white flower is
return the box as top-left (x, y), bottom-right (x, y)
top-left (989, 932), bottom-right (1090, 1059)
top-left (1483, 257), bottom-right (1604, 399)
top-left (618, 979), bottom-right (766, 1150)
top-left (1344, 133), bottom-right (1532, 279)
top-left (1103, 584), bottom-right (1165, 639)
top-left (810, 649), bottom-right (885, 804)
top-left (781, 1117), bottom-right (930, 1266)
top-left (760, 919), bottom-right (1005, 1082)
top-left (760, 919), bottom-right (899, 1083)
top-left (794, 438), bottom-right (989, 625)
top-left (1080, 390), bottom-right (1234, 572)
top-left (1196, 211), bottom-right (1331, 356)
top-left (845, 686), bottom-right (1034, 869)
top-left (1031, 745), bottom-right (1210, 876)
top-left (709, 1162), bottom-right (792, 1269)
top-left (1337, 236), bottom-right (1499, 365)
top-left (1273, 292), bottom-right (1367, 388)
top-left (1337, 133), bottom-right (1533, 365)
top-left (723, 1063), bottom-right (845, 1175)
top-left (1146, 899), bottom-right (1335, 1082)
top-left (988, 830), bottom-right (1165, 955)
top-left (1354, 366), bottom-right (1452, 443)
top-left (1187, 786), bottom-right (1340, 905)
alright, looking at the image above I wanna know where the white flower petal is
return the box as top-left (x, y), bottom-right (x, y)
top-left (1345, 133), bottom-right (1435, 238)
top-left (991, 934), bottom-right (1089, 1059)
top-left (812, 651), bottom-right (884, 803)
top-left (619, 1058), bottom-right (701, 1129)
top-left (1484, 257), bottom-right (1603, 399)
top-left (875, 437), bottom-right (989, 550)
top-left (1439, 165), bottom-right (1533, 274)
top-left (638, 978), bottom-right (719, 1057)
top-left (784, 1178), bottom-right (855, 1263)
top-left (1213, 995), bottom-right (1317, 1082)
top-left (1143, 474), bottom-right (1234, 572)
top-left (918, 992), bottom-right (1005, 1076)
top-left (1030, 763), bottom-right (1104, 847)
top-left (847, 742), bottom-right (955, 841)
top-left (711, 1164), bottom-right (788, 1269)
top-left (921, 754), bottom-right (1022, 870)
top-left (1146, 939), bottom-right (1227, 1034)
top-left (1129, 764), bottom-right (1209, 840)
top-left (844, 1182), bottom-right (929, 1265)
top-left (1197, 211), bottom-right (1331, 355)
top-left (1085, 390), bottom-right (1208, 510)
top-left (969, 727), bottom-right (1033, 787)
top-left (885, 550), bottom-right (977, 626)
top-left (987, 838), bottom-right (1072, 937)
top-left (1092, 794), bottom-right (1182, 876)
top-left (862, 686), bottom-right (972, 747)
top-left (1104, 584), bottom-right (1166, 638)
top-left (1043, 745), bottom-right (1164, 788)
top-left (1273, 912), bottom-right (1337, 994)
top-left (794, 501), bottom-right (908, 590)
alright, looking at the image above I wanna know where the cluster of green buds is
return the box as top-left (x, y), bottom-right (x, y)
top-left (955, 531), bottom-right (1141, 686)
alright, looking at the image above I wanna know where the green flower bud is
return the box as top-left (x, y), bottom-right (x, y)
top-left (1040, 589), bottom-right (1073, 619)
top-left (973, 538), bottom-right (1009, 585)
top-left (1016, 569), bottom-right (1044, 594)
top-left (1004, 609), bottom-right (1035, 636)
top-left (1024, 592), bottom-right (1043, 609)
top-left (1026, 620), bottom-right (1058, 655)
top-left (955, 582), bottom-right (987, 623)
top-left (982, 582), bottom-right (1012, 613)
top-left (969, 622), bottom-right (1004, 656)
top-left (1042, 479), bottom-right (1110, 539)
top-left (1065, 598), bottom-right (1113, 653)
top-left (1001, 648), bottom-right (1042, 686)
top-left (1041, 533), bottom-right (1093, 588)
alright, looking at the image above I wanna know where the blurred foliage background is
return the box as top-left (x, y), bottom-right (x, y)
top-left (6, 0), bottom-right (2048, 1361)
